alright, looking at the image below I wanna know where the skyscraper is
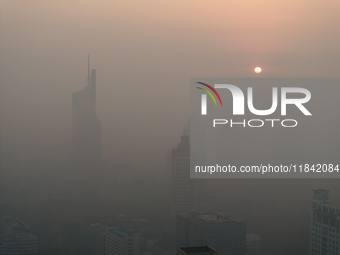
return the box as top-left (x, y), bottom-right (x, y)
top-left (89, 223), bottom-right (107, 255)
top-left (176, 212), bottom-right (246, 255)
top-left (171, 129), bottom-right (197, 216)
top-left (72, 56), bottom-right (101, 164)
top-left (309, 189), bottom-right (340, 255)
top-left (72, 56), bottom-right (102, 192)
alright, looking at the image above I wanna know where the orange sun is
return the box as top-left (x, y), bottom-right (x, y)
top-left (254, 66), bottom-right (262, 74)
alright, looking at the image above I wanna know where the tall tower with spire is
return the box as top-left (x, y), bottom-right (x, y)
top-left (72, 56), bottom-right (101, 166)
top-left (171, 128), bottom-right (197, 216)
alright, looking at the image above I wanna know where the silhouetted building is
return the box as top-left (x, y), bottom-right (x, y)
top-left (72, 56), bottom-right (102, 192)
top-left (309, 189), bottom-right (340, 255)
top-left (177, 246), bottom-right (218, 255)
top-left (90, 223), bottom-right (107, 255)
top-left (0, 216), bottom-right (38, 255)
top-left (177, 213), bottom-right (246, 255)
top-left (72, 56), bottom-right (101, 164)
top-left (106, 227), bottom-right (140, 255)
top-left (171, 130), bottom-right (197, 216)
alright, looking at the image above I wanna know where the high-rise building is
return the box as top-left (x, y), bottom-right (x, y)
top-left (177, 246), bottom-right (218, 255)
top-left (309, 189), bottom-right (340, 255)
top-left (72, 56), bottom-right (102, 192)
top-left (177, 212), bottom-right (246, 255)
top-left (0, 216), bottom-right (38, 255)
top-left (171, 130), bottom-right (197, 216)
top-left (105, 227), bottom-right (140, 255)
top-left (72, 55), bottom-right (101, 164)
top-left (89, 223), bottom-right (107, 255)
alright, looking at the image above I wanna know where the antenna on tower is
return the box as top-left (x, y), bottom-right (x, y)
top-left (87, 54), bottom-right (90, 86)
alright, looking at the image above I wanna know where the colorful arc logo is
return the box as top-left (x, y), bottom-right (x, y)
top-left (196, 82), bottom-right (222, 115)
top-left (196, 82), bottom-right (223, 106)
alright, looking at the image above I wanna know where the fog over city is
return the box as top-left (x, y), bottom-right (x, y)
top-left (1, 1), bottom-right (340, 255)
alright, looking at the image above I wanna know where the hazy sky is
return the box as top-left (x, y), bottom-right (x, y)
top-left (1, 0), bottom-right (339, 166)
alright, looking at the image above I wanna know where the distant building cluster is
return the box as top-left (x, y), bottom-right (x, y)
top-left (5, 58), bottom-right (335, 255)
top-left (0, 216), bottom-right (38, 255)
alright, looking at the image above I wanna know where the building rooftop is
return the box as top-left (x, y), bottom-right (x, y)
top-left (109, 228), bottom-right (127, 237)
top-left (179, 246), bottom-right (217, 253)
top-left (1, 216), bottom-right (30, 232)
top-left (108, 226), bottom-right (138, 237)
top-left (194, 213), bottom-right (241, 223)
